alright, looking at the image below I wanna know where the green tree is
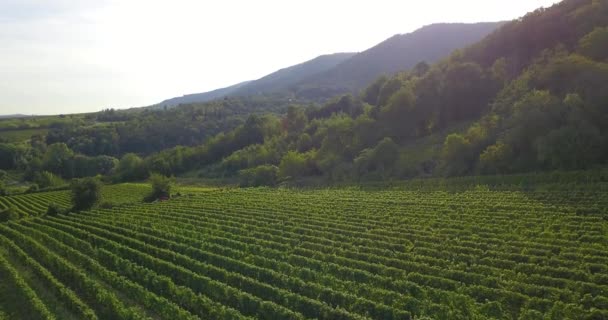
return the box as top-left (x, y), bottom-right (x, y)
top-left (115, 153), bottom-right (147, 182)
top-left (441, 134), bottom-right (474, 176)
top-left (354, 137), bottom-right (399, 177)
top-left (33, 171), bottom-right (65, 189)
top-left (42, 143), bottom-right (74, 176)
top-left (361, 75), bottom-right (388, 105)
top-left (578, 27), bottom-right (608, 61)
top-left (536, 124), bottom-right (603, 170)
top-left (238, 165), bottom-right (279, 187)
top-left (372, 137), bottom-right (399, 174)
top-left (0, 179), bottom-right (6, 196)
top-left (296, 133), bottom-right (313, 152)
top-left (148, 173), bottom-right (174, 200)
top-left (380, 84), bottom-right (418, 137)
top-left (0, 207), bottom-right (19, 222)
top-left (279, 151), bottom-right (308, 179)
top-left (377, 77), bottom-right (404, 107)
top-left (70, 177), bottom-right (102, 211)
top-left (284, 106), bottom-right (308, 134)
top-left (478, 142), bottom-right (513, 174)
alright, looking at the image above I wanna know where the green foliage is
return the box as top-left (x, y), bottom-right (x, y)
top-left (0, 180), bottom-right (6, 196)
top-left (1, 183), bottom-right (606, 318)
top-left (0, 207), bottom-right (19, 222)
top-left (70, 177), bottom-right (102, 211)
top-left (361, 75), bottom-right (388, 105)
top-left (33, 171), bottom-right (65, 189)
top-left (115, 153), bottom-right (147, 182)
top-left (354, 137), bottom-right (400, 177)
top-left (46, 202), bottom-right (63, 216)
top-left (0, 143), bottom-right (27, 170)
top-left (148, 173), bottom-right (174, 200)
top-left (3, 0), bottom-right (608, 184)
top-left (278, 151), bottom-right (317, 179)
top-left (42, 143), bottom-right (73, 175)
top-left (441, 134), bottom-right (474, 176)
top-left (536, 124), bottom-right (603, 170)
top-left (284, 106), bottom-right (308, 134)
top-left (578, 27), bottom-right (608, 61)
top-left (377, 77), bottom-right (404, 107)
top-left (478, 142), bottom-right (513, 174)
top-left (26, 184), bottom-right (39, 193)
top-left (238, 165), bottom-right (279, 187)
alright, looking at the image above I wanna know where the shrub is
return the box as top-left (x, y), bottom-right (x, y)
top-left (99, 202), bottom-right (115, 209)
top-left (0, 207), bottom-right (19, 222)
top-left (239, 165), bottom-right (279, 187)
top-left (70, 177), bottom-right (102, 211)
top-left (0, 180), bottom-right (6, 196)
top-left (26, 184), bottom-right (39, 193)
top-left (46, 203), bottom-right (63, 216)
top-left (33, 171), bottom-right (65, 189)
top-left (147, 173), bottom-right (174, 201)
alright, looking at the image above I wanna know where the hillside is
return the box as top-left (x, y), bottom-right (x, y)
top-left (157, 81), bottom-right (251, 108)
top-left (2, 1), bottom-right (608, 318)
top-left (155, 23), bottom-right (501, 106)
top-left (1, 0), bottom-right (607, 187)
top-left (156, 53), bottom-right (355, 108)
top-left (294, 22), bottom-right (503, 99)
top-left (233, 52), bottom-right (356, 96)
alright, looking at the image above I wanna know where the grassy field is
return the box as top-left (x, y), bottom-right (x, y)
top-left (0, 180), bottom-right (606, 319)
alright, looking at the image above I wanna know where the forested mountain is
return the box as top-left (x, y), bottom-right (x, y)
top-left (1, 0), bottom-right (607, 189)
top-left (157, 81), bottom-right (251, 108)
top-left (232, 53), bottom-right (356, 96)
top-left (156, 53), bottom-right (355, 108)
top-left (293, 22), bottom-right (503, 99)
top-left (155, 23), bottom-right (500, 107)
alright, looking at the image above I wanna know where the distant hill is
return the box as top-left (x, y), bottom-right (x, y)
top-left (232, 53), bottom-right (356, 96)
top-left (294, 22), bottom-right (504, 99)
top-left (156, 22), bottom-right (501, 107)
top-left (157, 53), bottom-right (355, 108)
top-left (0, 114), bottom-right (31, 119)
top-left (157, 81), bottom-right (252, 108)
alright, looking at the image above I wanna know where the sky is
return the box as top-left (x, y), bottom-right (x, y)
top-left (0, 0), bottom-right (562, 115)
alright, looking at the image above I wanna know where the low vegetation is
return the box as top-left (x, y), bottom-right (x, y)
top-left (0, 179), bottom-right (606, 319)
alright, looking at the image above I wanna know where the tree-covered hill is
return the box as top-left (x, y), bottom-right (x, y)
top-left (232, 53), bottom-right (356, 97)
top-left (1, 0), bottom-right (607, 189)
top-left (155, 81), bottom-right (252, 108)
top-left (154, 22), bottom-right (501, 107)
top-left (156, 53), bottom-right (356, 108)
top-left (293, 22), bottom-right (503, 99)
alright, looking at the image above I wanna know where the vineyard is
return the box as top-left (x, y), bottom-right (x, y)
top-left (0, 184), bottom-right (151, 217)
top-left (0, 184), bottom-right (607, 319)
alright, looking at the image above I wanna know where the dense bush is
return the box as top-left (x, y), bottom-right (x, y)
top-left (70, 177), bottom-right (102, 211)
top-left (238, 165), bottom-right (279, 187)
top-left (45, 203), bottom-right (64, 216)
top-left (0, 207), bottom-right (19, 222)
top-left (147, 173), bottom-right (174, 201)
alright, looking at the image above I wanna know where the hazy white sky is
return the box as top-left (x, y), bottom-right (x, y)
top-left (0, 0), bottom-right (561, 115)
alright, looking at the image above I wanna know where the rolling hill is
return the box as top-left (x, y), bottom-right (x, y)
top-left (157, 53), bottom-right (355, 108)
top-left (156, 81), bottom-right (252, 108)
top-left (294, 22), bottom-right (504, 99)
top-left (156, 22), bottom-right (502, 107)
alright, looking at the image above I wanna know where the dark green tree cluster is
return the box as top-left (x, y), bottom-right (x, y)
top-left (1, 0), bottom-right (606, 187)
top-left (70, 177), bottom-right (102, 211)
